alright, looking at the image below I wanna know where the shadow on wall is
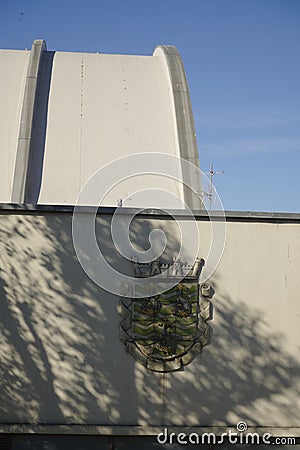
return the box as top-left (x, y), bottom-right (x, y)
top-left (0, 212), bottom-right (132, 424)
top-left (164, 273), bottom-right (300, 426)
top-left (0, 211), bottom-right (299, 427)
top-left (0, 211), bottom-right (181, 425)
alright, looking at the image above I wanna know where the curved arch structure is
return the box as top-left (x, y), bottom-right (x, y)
top-left (1, 40), bottom-right (201, 208)
top-left (154, 45), bottom-right (201, 209)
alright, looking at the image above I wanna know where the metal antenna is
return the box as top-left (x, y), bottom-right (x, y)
top-left (204, 163), bottom-right (224, 210)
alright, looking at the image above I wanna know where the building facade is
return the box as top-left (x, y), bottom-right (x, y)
top-left (0, 41), bottom-right (299, 449)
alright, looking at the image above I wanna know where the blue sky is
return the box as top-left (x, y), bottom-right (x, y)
top-left (1, 0), bottom-right (300, 212)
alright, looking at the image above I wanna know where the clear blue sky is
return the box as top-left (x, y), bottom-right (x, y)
top-left (1, 0), bottom-right (300, 212)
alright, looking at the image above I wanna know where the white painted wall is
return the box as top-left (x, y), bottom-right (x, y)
top-left (0, 45), bottom-right (201, 207)
top-left (38, 52), bottom-right (184, 207)
top-left (0, 50), bottom-right (29, 201)
top-left (0, 211), bottom-right (299, 431)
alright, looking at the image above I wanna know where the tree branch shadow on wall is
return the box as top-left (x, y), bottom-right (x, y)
top-left (0, 211), bottom-right (299, 431)
top-left (164, 272), bottom-right (300, 427)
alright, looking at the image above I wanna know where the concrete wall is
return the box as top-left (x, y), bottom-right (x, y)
top-left (0, 42), bottom-right (200, 208)
top-left (0, 50), bottom-right (29, 201)
top-left (38, 51), bottom-right (184, 206)
top-left (0, 208), bottom-right (299, 435)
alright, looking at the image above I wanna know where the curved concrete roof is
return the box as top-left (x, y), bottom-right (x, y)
top-left (1, 40), bottom-right (201, 208)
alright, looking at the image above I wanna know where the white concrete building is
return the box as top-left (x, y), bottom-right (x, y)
top-left (0, 41), bottom-right (299, 450)
top-left (1, 40), bottom-right (200, 209)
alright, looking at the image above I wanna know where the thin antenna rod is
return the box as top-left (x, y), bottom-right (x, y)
top-left (204, 163), bottom-right (224, 210)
